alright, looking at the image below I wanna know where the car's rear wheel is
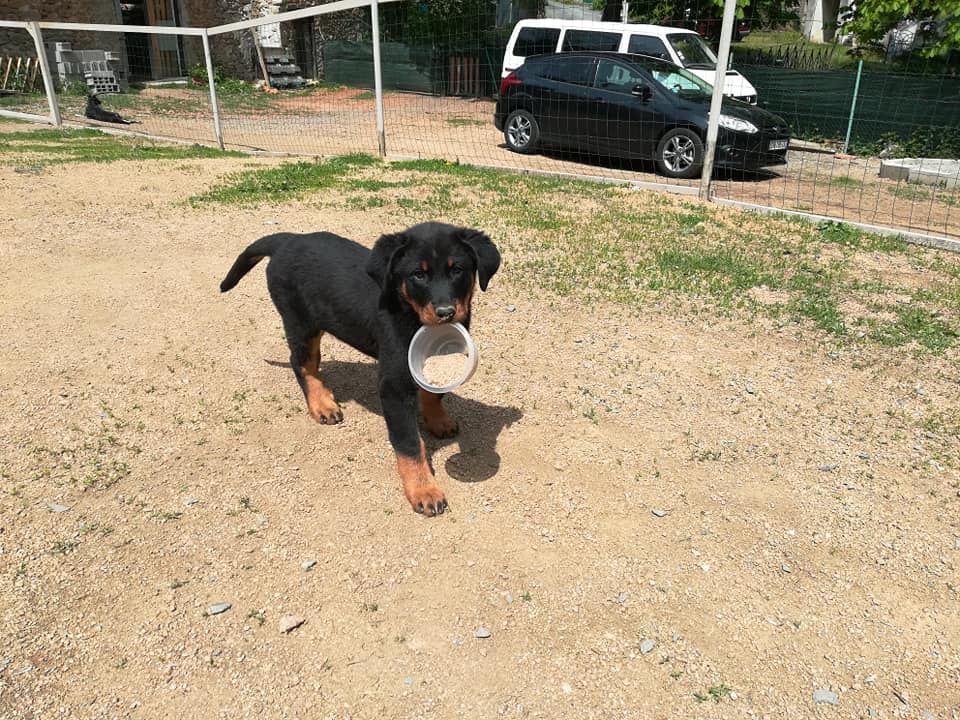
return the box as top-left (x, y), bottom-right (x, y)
top-left (655, 128), bottom-right (704, 179)
top-left (504, 109), bottom-right (539, 154)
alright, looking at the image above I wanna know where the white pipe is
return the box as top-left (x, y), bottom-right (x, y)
top-left (371, 0), bottom-right (386, 157)
top-left (27, 21), bottom-right (61, 126)
top-left (207, 0), bottom-right (403, 35)
top-left (201, 29), bottom-right (224, 150)
top-left (698, 0), bottom-right (737, 199)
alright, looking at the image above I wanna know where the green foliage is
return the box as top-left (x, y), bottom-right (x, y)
top-left (852, 126), bottom-right (960, 159)
top-left (847, 0), bottom-right (960, 57)
top-left (189, 63), bottom-right (223, 85)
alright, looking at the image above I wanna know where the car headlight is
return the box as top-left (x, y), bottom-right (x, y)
top-left (718, 114), bottom-right (758, 134)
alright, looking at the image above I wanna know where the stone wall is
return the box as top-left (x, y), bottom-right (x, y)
top-left (0, 0), bottom-right (120, 60)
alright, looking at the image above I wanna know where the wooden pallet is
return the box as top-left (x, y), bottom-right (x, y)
top-left (0, 57), bottom-right (43, 93)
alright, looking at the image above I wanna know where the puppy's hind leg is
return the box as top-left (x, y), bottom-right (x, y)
top-left (290, 333), bottom-right (344, 424)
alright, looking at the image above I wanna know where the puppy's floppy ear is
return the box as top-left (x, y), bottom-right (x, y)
top-left (457, 228), bottom-right (501, 291)
top-left (366, 232), bottom-right (408, 289)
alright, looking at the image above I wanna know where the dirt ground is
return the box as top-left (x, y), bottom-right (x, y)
top-left (9, 85), bottom-right (957, 238)
top-left (1, 156), bottom-right (959, 720)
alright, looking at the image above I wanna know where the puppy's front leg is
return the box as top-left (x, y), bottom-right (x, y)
top-left (380, 384), bottom-right (448, 516)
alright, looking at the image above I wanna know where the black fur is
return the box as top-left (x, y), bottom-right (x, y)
top-left (84, 94), bottom-right (138, 125)
top-left (220, 222), bottom-right (501, 514)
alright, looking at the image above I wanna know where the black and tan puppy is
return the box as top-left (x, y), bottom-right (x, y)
top-left (220, 222), bottom-right (500, 516)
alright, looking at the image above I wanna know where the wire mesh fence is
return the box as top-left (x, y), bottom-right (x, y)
top-left (2, 1), bottom-right (959, 241)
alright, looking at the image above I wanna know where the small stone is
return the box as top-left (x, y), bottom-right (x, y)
top-left (813, 689), bottom-right (839, 705)
top-left (183, 498), bottom-right (200, 507)
top-left (818, 464), bottom-right (837, 472)
top-left (403, 676), bottom-right (413, 685)
top-left (781, 563), bottom-right (792, 573)
top-left (745, 384), bottom-right (756, 395)
top-left (923, 711), bottom-right (936, 720)
top-left (867, 710), bottom-right (878, 717)
top-left (0, 659), bottom-right (10, 673)
top-left (206, 602), bottom-right (231, 616)
top-left (47, 503), bottom-right (70, 513)
top-left (639, 639), bottom-right (656, 655)
top-left (505, 305), bottom-right (516, 312)
top-left (864, 674), bottom-right (877, 684)
top-left (651, 509), bottom-right (669, 518)
top-left (893, 689), bottom-right (909, 705)
top-left (858, 452), bottom-right (870, 460)
top-left (302, 559), bottom-right (317, 571)
top-left (561, 682), bottom-right (572, 694)
top-left (615, 592), bottom-right (628, 605)
top-left (279, 615), bottom-right (305, 633)
top-left (474, 626), bottom-right (492, 639)
top-left (11, 664), bottom-right (34, 676)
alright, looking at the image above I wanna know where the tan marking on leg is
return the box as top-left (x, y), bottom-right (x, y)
top-left (300, 333), bottom-right (343, 424)
top-left (419, 389), bottom-right (459, 438)
top-left (396, 439), bottom-right (447, 516)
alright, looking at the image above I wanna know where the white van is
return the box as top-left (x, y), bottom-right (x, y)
top-left (502, 19), bottom-right (758, 104)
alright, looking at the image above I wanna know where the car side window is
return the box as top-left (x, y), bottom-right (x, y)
top-left (595, 59), bottom-right (647, 94)
top-left (541, 56), bottom-right (598, 86)
top-left (561, 30), bottom-right (621, 52)
top-left (514, 27), bottom-right (561, 57)
top-left (627, 35), bottom-right (670, 60)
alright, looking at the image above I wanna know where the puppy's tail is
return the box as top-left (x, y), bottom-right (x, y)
top-left (219, 234), bottom-right (283, 292)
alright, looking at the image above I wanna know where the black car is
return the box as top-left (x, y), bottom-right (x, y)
top-left (494, 51), bottom-right (790, 179)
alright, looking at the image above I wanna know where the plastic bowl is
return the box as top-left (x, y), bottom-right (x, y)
top-left (408, 322), bottom-right (478, 394)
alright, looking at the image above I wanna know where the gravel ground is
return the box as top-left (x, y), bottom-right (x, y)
top-left (1, 156), bottom-right (959, 720)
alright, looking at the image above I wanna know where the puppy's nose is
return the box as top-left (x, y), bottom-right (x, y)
top-left (435, 305), bottom-right (456, 320)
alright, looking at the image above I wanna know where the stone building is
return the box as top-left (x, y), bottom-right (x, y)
top-left (0, 0), bottom-right (368, 83)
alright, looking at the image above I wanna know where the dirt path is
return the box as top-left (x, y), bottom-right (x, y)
top-left (1, 157), bottom-right (958, 719)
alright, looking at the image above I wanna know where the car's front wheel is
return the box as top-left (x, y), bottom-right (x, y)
top-left (504, 109), bottom-right (539, 154)
top-left (655, 128), bottom-right (704, 179)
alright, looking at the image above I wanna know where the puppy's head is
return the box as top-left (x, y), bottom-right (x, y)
top-left (366, 223), bottom-right (500, 325)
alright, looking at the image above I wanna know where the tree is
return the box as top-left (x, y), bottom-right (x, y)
top-left (846, 0), bottom-right (960, 57)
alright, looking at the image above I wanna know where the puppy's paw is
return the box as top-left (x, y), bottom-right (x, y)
top-left (424, 413), bottom-right (459, 438)
top-left (406, 483), bottom-right (448, 517)
top-left (309, 400), bottom-right (344, 425)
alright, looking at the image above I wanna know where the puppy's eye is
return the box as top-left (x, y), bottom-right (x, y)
top-left (449, 265), bottom-right (463, 277)
top-left (411, 270), bottom-right (427, 281)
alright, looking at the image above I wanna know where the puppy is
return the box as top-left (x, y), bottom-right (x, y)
top-left (84, 94), bottom-right (137, 124)
top-left (220, 222), bottom-right (501, 516)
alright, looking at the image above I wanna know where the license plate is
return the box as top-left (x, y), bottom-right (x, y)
top-left (769, 139), bottom-right (789, 151)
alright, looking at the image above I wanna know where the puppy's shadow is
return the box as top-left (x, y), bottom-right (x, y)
top-left (267, 358), bottom-right (522, 483)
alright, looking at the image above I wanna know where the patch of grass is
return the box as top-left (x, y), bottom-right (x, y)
top-left (247, 609), bottom-right (266, 626)
top-left (829, 175), bottom-right (865, 190)
top-left (446, 116), bottom-right (487, 127)
top-left (51, 539), bottom-right (79, 555)
top-left (0, 127), bottom-right (243, 165)
top-left (872, 305), bottom-right (958, 352)
top-left (150, 510), bottom-right (183, 523)
top-left (188, 154), bottom-right (378, 205)
top-left (169, 579), bottom-right (189, 589)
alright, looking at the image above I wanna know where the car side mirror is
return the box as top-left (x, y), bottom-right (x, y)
top-left (631, 84), bottom-right (652, 101)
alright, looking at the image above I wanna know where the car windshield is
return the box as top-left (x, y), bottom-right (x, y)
top-left (643, 61), bottom-right (714, 100)
top-left (667, 33), bottom-right (718, 69)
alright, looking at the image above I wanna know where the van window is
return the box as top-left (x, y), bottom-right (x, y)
top-left (513, 27), bottom-right (561, 58)
top-left (627, 35), bottom-right (669, 59)
top-left (561, 30), bottom-right (621, 52)
top-left (666, 33), bottom-right (717, 69)
top-left (539, 56), bottom-right (597, 86)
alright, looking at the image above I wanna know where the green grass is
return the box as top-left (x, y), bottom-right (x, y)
top-left (0, 126), bottom-right (243, 165)
top-left (189, 154), bottom-right (379, 205)
top-left (830, 175), bottom-right (865, 190)
top-left (185, 155), bottom-right (960, 354)
top-left (446, 116), bottom-right (487, 127)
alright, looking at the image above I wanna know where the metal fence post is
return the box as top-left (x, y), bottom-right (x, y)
top-left (699, 0), bottom-right (737, 199)
top-left (370, 0), bottom-right (386, 157)
top-left (26, 21), bottom-right (61, 126)
top-left (201, 29), bottom-right (225, 150)
top-left (842, 59), bottom-right (864, 154)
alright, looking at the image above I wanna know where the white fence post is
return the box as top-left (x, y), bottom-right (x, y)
top-left (26, 21), bottom-right (61, 126)
top-left (201, 29), bottom-right (225, 150)
top-left (370, 0), bottom-right (386, 157)
top-left (698, 0), bottom-right (737, 200)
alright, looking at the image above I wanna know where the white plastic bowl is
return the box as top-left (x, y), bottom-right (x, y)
top-left (408, 322), bottom-right (478, 394)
